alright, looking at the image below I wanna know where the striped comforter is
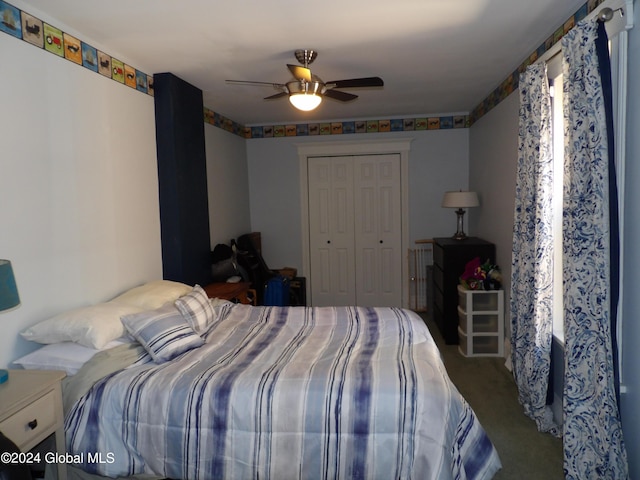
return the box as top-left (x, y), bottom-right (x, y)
top-left (65, 305), bottom-right (501, 479)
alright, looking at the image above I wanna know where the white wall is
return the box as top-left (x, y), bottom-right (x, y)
top-left (468, 92), bottom-right (519, 352)
top-left (0, 29), bottom-right (162, 367)
top-left (245, 129), bottom-right (470, 272)
top-left (205, 125), bottom-right (251, 247)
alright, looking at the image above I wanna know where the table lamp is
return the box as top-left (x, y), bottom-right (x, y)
top-left (0, 259), bottom-right (20, 384)
top-left (441, 191), bottom-right (479, 240)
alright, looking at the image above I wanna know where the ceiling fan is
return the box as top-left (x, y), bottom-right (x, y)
top-left (226, 49), bottom-right (384, 111)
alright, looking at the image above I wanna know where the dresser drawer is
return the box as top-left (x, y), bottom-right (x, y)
top-left (0, 389), bottom-right (57, 451)
top-left (433, 265), bottom-right (443, 291)
top-left (433, 242), bottom-right (444, 269)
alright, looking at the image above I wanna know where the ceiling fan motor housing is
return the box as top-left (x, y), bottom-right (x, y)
top-left (295, 49), bottom-right (318, 67)
top-left (286, 80), bottom-right (325, 95)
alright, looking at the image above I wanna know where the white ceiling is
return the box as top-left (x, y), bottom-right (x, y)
top-left (16, 0), bottom-right (587, 126)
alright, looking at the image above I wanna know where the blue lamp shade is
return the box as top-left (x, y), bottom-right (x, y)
top-left (0, 259), bottom-right (20, 311)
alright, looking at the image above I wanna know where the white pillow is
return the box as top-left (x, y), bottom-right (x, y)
top-left (20, 303), bottom-right (144, 349)
top-left (109, 280), bottom-right (193, 310)
top-left (12, 338), bottom-right (128, 375)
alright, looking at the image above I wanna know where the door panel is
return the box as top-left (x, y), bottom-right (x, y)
top-left (308, 157), bottom-right (355, 306)
top-left (308, 154), bottom-right (401, 307)
top-left (354, 155), bottom-right (402, 307)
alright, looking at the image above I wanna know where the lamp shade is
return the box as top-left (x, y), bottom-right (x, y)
top-left (289, 93), bottom-right (322, 111)
top-left (287, 80), bottom-right (323, 111)
top-left (0, 259), bottom-right (20, 311)
top-left (441, 191), bottom-right (480, 208)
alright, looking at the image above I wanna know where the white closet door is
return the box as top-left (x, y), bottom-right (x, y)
top-left (307, 154), bottom-right (402, 307)
top-left (354, 154), bottom-right (402, 307)
top-left (308, 157), bottom-right (356, 306)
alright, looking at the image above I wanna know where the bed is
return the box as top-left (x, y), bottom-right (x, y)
top-left (17, 282), bottom-right (501, 479)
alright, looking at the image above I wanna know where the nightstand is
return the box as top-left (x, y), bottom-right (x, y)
top-left (457, 285), bottom-right (504, 357)
top-left (0, 369), bottom-right (67, 480)
top-left (204, 281), bottom-right (256, 305)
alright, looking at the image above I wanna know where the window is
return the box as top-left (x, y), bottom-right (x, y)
top-left (548, 56), bottom-right (564, 343)
top-left (546, 13), bottom-right (628, 352)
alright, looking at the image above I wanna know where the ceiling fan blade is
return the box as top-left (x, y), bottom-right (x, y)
top-left (264, 92), bottom-right (288, 100)
top-left (226, 80), bottom-right (285, 88)
top-left (323, 90), bottom-right (359, 102)
top-left (287, 64), bottom-right (312, 82)
top-left (326, 77), bottom-right (384, 88)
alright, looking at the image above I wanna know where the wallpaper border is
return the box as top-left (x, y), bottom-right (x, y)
top-left (204, 109), bottom-right (469, 139)
top-left (0, 0), bottom-right (155, 96)
top-left (1, 0), bottom-right (607, 138)
top-left (468, 0), bottom-right (607, 126)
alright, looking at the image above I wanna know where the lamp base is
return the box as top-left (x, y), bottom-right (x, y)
top-left (451, 208), bottom-right (468, 240)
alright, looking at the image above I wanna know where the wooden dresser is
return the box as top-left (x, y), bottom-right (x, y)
top-left (433, 237), bottom-right (495, 344)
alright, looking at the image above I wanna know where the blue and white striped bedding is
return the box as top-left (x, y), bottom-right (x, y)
top-left (65, 305), bottom-right (501, 479)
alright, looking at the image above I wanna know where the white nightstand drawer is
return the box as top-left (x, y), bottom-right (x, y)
top-left (458, 327), bottom-right (501, 356)
top-left (458, 306), bottom-right (499, 334)
top-left (0, 389), bottom-right (57, 451)
top-left (458, 285), bottom-right (500, 312)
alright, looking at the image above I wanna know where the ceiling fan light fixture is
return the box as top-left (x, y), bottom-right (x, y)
top-left (289, 93), bottom-right (322, 111)
top-left (286, 79), bottom-right (324, 111)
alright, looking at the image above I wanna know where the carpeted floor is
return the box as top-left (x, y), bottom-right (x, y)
top-left (420, 313), bottom-right (564, 480)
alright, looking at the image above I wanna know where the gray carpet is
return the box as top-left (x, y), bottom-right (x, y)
top-left (420, 313), bottom-right (564, 480)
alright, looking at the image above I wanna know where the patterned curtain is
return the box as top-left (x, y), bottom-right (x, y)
top-left (561, 19), bottom-right (628, 479)
top-left (510, 62), bottom-right (559, 436)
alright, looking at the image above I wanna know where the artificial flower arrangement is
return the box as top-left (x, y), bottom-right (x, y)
top-left (459, 257), bottom-right (502, 290)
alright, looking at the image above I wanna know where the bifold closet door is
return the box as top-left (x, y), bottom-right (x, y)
top-left (353, 154), bottom-right (402, 307)
top-left (308, 154), bottom-right (402, 307)
top-left (308, 157), bottom-right (356, 306)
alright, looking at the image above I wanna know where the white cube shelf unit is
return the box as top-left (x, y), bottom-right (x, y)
top-left (457, 285), bottom-right (504, 357)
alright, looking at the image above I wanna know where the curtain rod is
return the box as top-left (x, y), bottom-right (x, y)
top-left (535, 4), bottom-right (627, 66)
top-left (597, 7), bottom-right (624, 22)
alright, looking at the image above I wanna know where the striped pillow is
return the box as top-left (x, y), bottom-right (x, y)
top-left (121, 303), bottom-right (204, 363)
top-left (174, 284), bottom-right (216, 334)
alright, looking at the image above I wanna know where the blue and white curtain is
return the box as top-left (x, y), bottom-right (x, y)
top-left (561, 19), bottom-right (627, 479)
top-left (510, 62), bottom-right (559, 436)
top-left (513, 16), bottom-right (628, 479)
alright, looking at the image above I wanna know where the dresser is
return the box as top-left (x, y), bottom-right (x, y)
top-left (433, 237), bottom-right (496, 344)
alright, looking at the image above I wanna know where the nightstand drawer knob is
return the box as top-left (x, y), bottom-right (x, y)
top-left (28, 419), bottom-right (38, 430)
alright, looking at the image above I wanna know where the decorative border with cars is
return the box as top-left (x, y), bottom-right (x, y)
top-left (205, 112), bottom-right (471, 139)
top-left (0, 0), bottom-right (154, 95)
top-left (0, 0), bottom-right (610, 139)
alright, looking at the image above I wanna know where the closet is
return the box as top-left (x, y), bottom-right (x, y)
top-left (307, 154), bottom-right (402, 307)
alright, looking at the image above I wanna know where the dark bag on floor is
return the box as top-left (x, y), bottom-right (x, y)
top-left (263, 275), bottom-right (290, 306)
top-left (211, 243), bottom-right (242, 282)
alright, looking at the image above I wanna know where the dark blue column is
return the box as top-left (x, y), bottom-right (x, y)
top-left (154, 72), bottom-right (212, 286)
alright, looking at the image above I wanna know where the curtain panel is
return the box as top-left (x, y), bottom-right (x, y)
top-left (510, 62), bottom-right (559, 436)
top-left (561, 19), bottom-right (628, 480)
